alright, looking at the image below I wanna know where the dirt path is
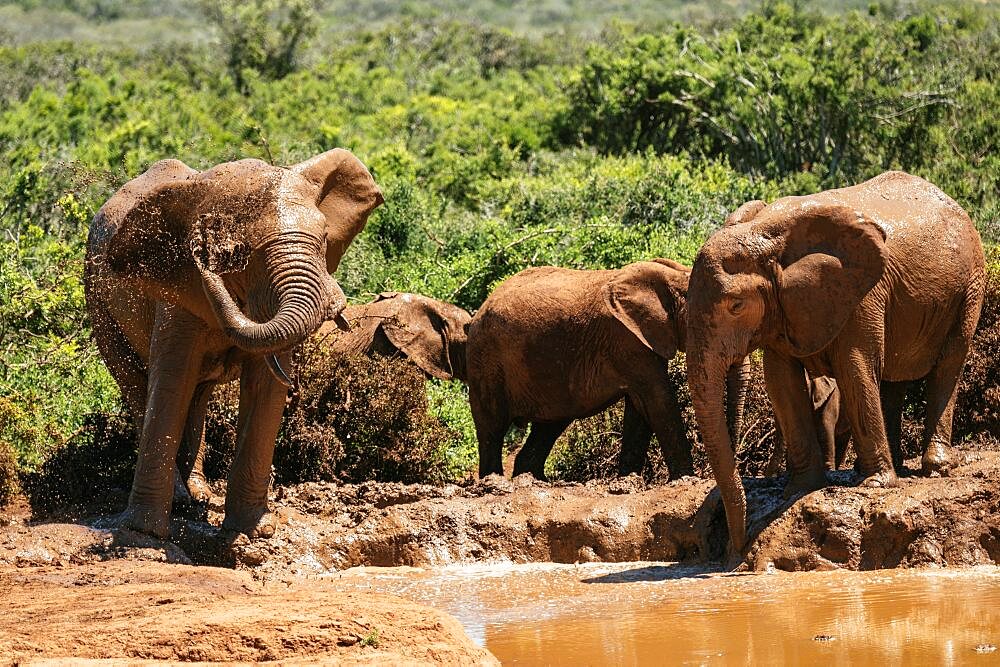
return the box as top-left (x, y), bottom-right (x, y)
top-left (0, 559), bottom-right (498, 665)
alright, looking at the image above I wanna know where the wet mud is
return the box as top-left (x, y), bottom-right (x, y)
top-left (6, 448), bottom-right (1000, 663)
top-left (6, 449), bottom-right (1000, 575)
top-left (0, 559), bottom-right (497, 665)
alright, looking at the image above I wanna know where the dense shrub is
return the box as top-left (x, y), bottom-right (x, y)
top-left (277, 347), bottom-right (469, 484)
top-left (1, 3), bottom-right (996, 489)
top-left (0, 436), bottom-right (19, 506)
top-left (198, 0), bottom-right (321, 93)
top-left (956, 255), bottom-right (1000, 441)
top-left (23, 412), bottom-right (135, 514)
top-left (200, 345), bottom-right (476, 486)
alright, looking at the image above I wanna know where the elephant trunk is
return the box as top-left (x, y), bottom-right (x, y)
top-left (725, 356), bottom-right (751, 446)
top-left (688, 347), bottom-right (747, 553)
top-left (200, 235), bottom-right (345, 354)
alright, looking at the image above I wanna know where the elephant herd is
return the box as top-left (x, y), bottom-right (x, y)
top-left (85, 149), bottom-right (987, 555)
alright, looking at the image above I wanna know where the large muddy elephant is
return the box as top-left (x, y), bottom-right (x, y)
top-left (686, 171), bottom-right (985, 552)
top-left (84, 149), bottom-right (383, 538)
top-left (467, 260), bottom-right (749, 480)
top-left (324, 292), bottom-right (471, 381)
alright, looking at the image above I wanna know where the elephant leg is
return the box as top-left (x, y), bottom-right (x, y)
top-left (921, 323), bottom-right (975, 475)
top-left (90, 301), bottom-right (148, 430)
top-left (831, 351), bottom-right (896, 488)
top-left (762, 350), bottom-right (826, 497)
top-left (222, 353), bottom-right (290, 538)
top-left (814, 393), bottom-right (839, 471)
top-left (513, 420), bottom-right (571, 480)
top-left (124, 304), bottom-right (205, 538)
top-left (880, 380), bottom-right (907, 473)
top-left (834, 413), bottom-right (852, 470)
top-left (470, 386), bottom-right (509, 478)
top-left (617, 397), bottom-right (652, 476)
top-left (176, 380), bottom-right (216, 504)
top-left (629, 383), bottom-right (692, 480)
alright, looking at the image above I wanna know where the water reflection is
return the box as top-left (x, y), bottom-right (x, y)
top-left (330, 563), bottom-right (1000, 666)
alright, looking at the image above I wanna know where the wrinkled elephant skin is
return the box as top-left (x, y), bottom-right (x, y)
top-left (84, 149), bottom-right (383, 538)
top-left (467, 260), bottom-right (750, 481)
top-left (686, 171), bottom-right (986, 553)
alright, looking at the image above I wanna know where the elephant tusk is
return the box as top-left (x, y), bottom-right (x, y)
top-left (266, 354), bottom-right (294, 387)
top-left (334, 313), bottom-right (351, 331)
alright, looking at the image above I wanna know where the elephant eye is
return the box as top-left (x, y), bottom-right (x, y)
top-left (727, 298), bottom-right (745, 316)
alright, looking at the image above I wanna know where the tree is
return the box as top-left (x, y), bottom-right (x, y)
top-left (199, 0), bottom-right (323, 93)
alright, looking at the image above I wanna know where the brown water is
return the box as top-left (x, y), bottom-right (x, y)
top-left (331, 563), bottom-right (1000, 666)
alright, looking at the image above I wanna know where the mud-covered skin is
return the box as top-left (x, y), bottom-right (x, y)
top-left (84, 149), bottom-right (383, 539)
top-left (325, 292), bottom-right (471, 382)
top-left (466, 259), bottom-right (727, 481)
top-left (686, 171), bottom-right (987, 553)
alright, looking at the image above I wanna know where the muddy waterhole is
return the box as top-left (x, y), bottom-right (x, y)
top-left (332, 563), bottom-right (1000, 665)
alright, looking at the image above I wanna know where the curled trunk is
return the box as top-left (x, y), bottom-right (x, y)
top-left (200, 239), bottom-right (345, 354)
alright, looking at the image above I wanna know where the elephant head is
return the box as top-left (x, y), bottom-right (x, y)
top-left (686, 198), bottom-right (887, 552)
top-left (95, 150), bottom-right (383, 379)
top-left (332, 292), bottom-right (472, 382)
top-left (603, 258), bottom-right (749, 443)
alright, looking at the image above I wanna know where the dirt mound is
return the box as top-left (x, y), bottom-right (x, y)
top-left (0, 560), bottom-right (498, 665)
top-left (6, 449), bottom-right (1000, 577)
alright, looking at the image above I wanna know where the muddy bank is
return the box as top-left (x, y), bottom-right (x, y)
top-left (0, 559), bottom-right (498, 665)
top-left (5, 450), bottom-right (1000, 577)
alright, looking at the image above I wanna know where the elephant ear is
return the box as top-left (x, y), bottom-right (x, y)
top-left (809, 375), bottom-right (838, 410)
top-left (770, 203), bottom-right (888, 357)
top-left (101, 159), bottom-right (204, 279)
top-left (603, 261), bottom-right (687, 359)
top-left (291, 148), bottom-right (385, 273)
top-left (725, 200), bottom-right (767, 227)
top-left (381, 297), bottom-right (456, 380)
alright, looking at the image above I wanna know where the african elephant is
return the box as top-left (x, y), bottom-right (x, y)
top-left (84, 149), bottom-right (383, 539)
top-left (324, 292), bottom-right (471, 381)
top-left (686, 171), bottom-right (985, 552)
top-left (467, 259), bottom-right (749, 481)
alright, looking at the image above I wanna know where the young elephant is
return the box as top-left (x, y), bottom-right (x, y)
top-left (85, 149), bottom-right (383, 538)
top-left (686, 171), bottom-right (985, 552)
top-left (323, 292), bottom-right (471, 381)
top-left (467, 260), bottom-right (749, 480)
top-left (767, 375), bottom-right (851, 475)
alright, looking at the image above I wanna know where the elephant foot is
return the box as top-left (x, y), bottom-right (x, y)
top-left (921, 443), bottom-right (952, 477)
top-left (118, 504), bottom-right (171, 539)
top-left (222, 504), bottom-right (277, 539)
top-left (186, 474), bottom-right (213, 504)
top-left (783, 468), bottom-right (827, 500)
top-left (859, 469), bottom-right (899, 488)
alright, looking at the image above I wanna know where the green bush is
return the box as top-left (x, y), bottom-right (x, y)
top-left (196, 343), bottom-right (476, 486)
top-left (0, 435), bottom-right (20, 506)
top-left (0, 3), bottom-right (997, 489)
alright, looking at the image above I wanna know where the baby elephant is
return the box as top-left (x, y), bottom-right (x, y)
top-left (768, 375), bottom-right (851, 475)
top-left (319, 291), bottom-right (471, 381)
top-left (467, 260), bottom-right (746, 480)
